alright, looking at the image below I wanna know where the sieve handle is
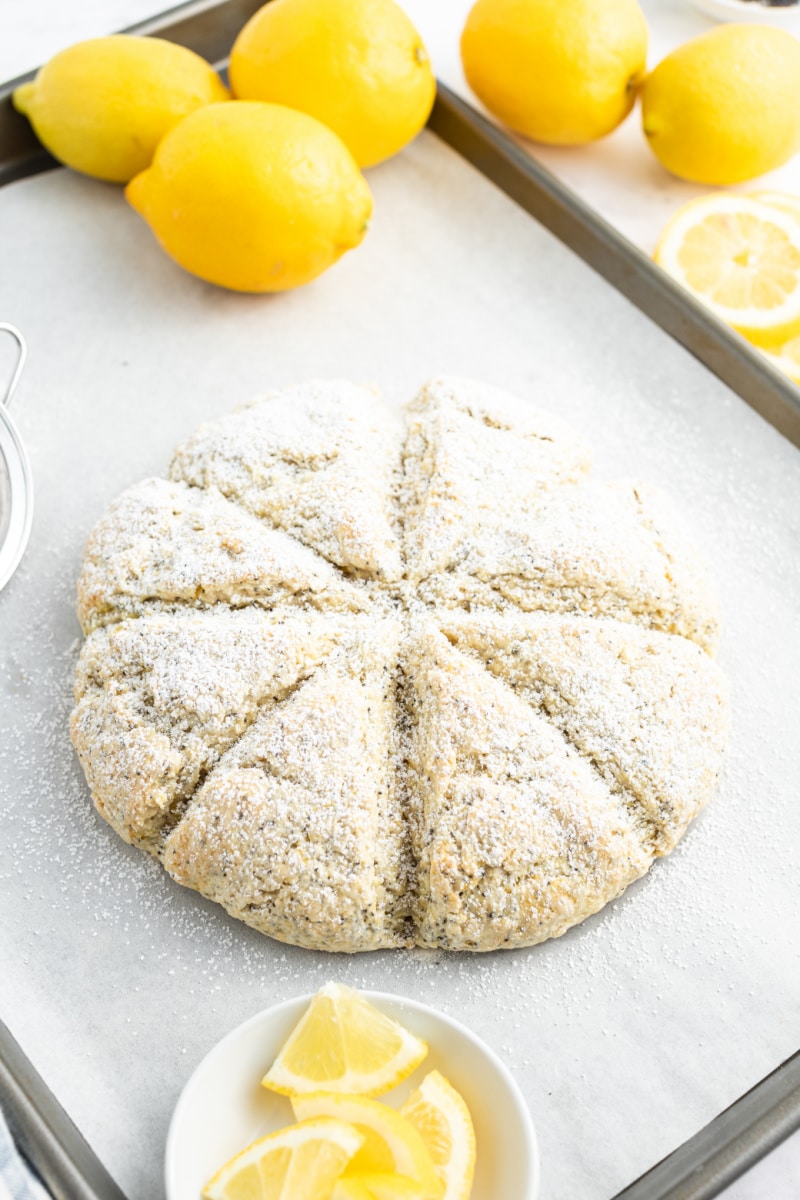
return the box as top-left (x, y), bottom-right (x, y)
top-left (0, 323), bottom-right (27, 409)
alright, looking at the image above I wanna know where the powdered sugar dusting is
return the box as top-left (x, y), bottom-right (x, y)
top-left (169, 380), bottom-right (405, 582)
top-left (66, 376), bottom-right (726, 953)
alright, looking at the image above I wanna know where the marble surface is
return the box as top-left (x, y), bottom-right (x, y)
top-left (2, 3), bottom-right (800, 1199)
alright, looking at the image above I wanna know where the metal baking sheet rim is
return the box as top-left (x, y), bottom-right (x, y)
top-left (0, 2), bottom-right (798, 1197)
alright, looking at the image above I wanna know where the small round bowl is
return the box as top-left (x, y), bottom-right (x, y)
top-left (165, 991), bottom-right (540, 1200)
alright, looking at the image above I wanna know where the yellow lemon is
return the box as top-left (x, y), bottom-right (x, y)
top-left (13, 36), bottom-right (228, 183)
top-left (333, 1182), bottom-right (377, 1200)
top-left (202, 1117), bottom-right (363, 1200)
top-left (125, 102), bottom-right (372, 293)
top-left (654, 193), bottom-right (800, 348)
top-left (460, 0), bottom-right (648, 145)
top-left (229, 0), bottom-right (435, 168)
top-left (400, 1072), bottom-right (476, 1200)
top-left (641, 25), bottom-right (800, 185)
top-left (333, 1175), bottom-right (427, 1200)
top-left (291, 1094), bottom-right (443, 1199)
top-left (262, 984), bottom-right (428, 1098)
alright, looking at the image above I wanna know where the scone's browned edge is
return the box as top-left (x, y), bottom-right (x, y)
top-left (69, 376), bottom-right (728, 954)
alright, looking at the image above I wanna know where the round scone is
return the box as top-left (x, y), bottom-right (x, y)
top-left (70, 377), bottom-right (729, 952)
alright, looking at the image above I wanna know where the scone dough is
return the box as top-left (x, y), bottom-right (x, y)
top-left (71, 377), bottom-right (728, 952)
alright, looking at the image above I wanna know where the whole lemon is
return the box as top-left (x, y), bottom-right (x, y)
top-left (13, 36), bottom-right (228, 183)
top-left (125, 102), bottom-right (373, 293)
top-left (460, 0), bottom-right (648, 145)
top-left (229, 0), bottom-right (435, 168)
top-left (642, 25), bottom-right (800, 185)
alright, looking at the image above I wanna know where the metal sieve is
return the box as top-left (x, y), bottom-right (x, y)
top-left (0, 324), bottom-right (32, 593)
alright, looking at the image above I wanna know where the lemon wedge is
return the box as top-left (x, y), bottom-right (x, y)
top-left (262, 984), bottom-right (428, 1098)
top-left (332, 1181), bottom-right (376, 1200)
top-left (654, 194), bottom-right (800, 348)
top-left (400, 1072), bottom-right (476, 1200)
top-left (760, 335), bottom-right (800, 385)
top-left (333, 1175), bottom-right (427, 1200)
top-left (202, 1117), bottom-right (362, 1200)
top-left (292, 1094), bottom-right (443, 1200)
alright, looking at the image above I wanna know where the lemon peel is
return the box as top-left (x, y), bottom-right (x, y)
top-left (201, 1117), bottom-right (363, 1200)
top-left (126, 102), bottom-right (372, 293)
top-left (460, 0), bottom-right (648, 145)
top-left (13, 35), bottom-right (228, 183)
top-left (642, 25), bottom-right (800, 185)
top-left (230, 0), bottom-right (434, 167)
top-left (400, 1072), bottom-right (476, 1200)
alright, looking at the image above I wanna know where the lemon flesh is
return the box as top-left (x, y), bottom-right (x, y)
top-left (125, 102), bottom-right (372, 293)
top-left (291, 1094), bottom-right (443, 1200)
top-left (333, 1181), bottom-right (377, 1200)
top-left (230, 0), bottom-right (435, 168)
top-left (13, 35), bottom-right (228, 183)
top-left (334, 1175), bottom-right (427, 1200)
top-left (202, 1117), bottom-right (363, 1200)
top-left (642, 25), bottom-right (800, 185)
top-left (400, 1072), bottom-right (476, 1200)
top-left (460, 0), bottom-right (648, 145)
top-left (262, 984), bottom-right (428, 1097)
top-left (655, 194), bottom-right (800, 348)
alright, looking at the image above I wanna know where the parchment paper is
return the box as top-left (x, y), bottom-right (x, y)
top-left (1, 131), bottom-right (799, 1200)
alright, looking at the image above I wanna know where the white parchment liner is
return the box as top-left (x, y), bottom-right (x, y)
top-left (0, 132), bottom-right (798, 1200)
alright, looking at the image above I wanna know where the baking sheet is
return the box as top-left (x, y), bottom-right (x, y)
top-left (0, 130), bottom-right (799, 1200)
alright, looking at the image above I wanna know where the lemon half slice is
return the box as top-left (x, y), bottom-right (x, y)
top-left (400, 1072), bottom-right (476, 1200)
top-left (761, 335), bottom-right (800, 385)
top-left (202, 1116), bottom-right (363, 1200)
top-left (655, 194), bottom-right (800, 348)
top-left (292, 1093), bottom-right (443, 1200)
top-left (262, 984), bottom-right (428, 1098)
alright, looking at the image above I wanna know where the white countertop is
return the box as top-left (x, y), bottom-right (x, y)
top-left (2, 3), bottom-right (799, 1198)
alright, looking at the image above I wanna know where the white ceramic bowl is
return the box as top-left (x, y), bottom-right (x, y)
top-left (165, 991), bottom-right (540, 1200)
